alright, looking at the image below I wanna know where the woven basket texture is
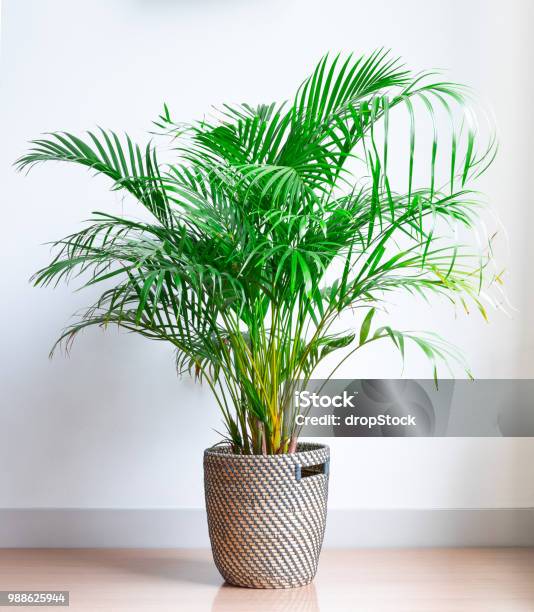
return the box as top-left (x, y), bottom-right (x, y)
top-left (204, 443), bottom-right (330, 588)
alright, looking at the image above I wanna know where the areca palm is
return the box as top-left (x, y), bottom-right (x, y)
top-left (18, 50), bottom-right (498, 454)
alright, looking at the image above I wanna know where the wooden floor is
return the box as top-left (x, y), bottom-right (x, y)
top-left (1, 548), bottom-right (534, 611)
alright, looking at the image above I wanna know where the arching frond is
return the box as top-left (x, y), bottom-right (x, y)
top-left (17, 50), bottom-right (500, 454)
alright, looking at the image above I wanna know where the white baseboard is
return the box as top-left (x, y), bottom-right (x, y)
top-left (1, 508), bottom-right (534, 548)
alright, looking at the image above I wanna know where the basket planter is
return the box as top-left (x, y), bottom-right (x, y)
top-left (204, 443), bottom-right (330, 589)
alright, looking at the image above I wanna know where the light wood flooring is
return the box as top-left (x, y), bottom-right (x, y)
top-left (1, 548), bottom-right (534, 611)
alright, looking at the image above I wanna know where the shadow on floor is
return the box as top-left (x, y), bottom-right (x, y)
top-left (44, 549), bottom-right (223, 587)
top-left (122, 555), bottom-right (223, 586)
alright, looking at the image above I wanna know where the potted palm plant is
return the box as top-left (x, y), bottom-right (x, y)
top-left (17, 50), bottom-right (498, 588)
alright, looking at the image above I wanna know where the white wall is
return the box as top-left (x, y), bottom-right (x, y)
top-left (1, 0), bottom-right (533, 512)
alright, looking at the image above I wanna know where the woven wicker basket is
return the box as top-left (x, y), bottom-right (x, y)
top-left (204, 443), bottom-right (330, 589)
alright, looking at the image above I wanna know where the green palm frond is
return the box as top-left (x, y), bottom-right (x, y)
top-left (17, 50), bottom-right (500, 454)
